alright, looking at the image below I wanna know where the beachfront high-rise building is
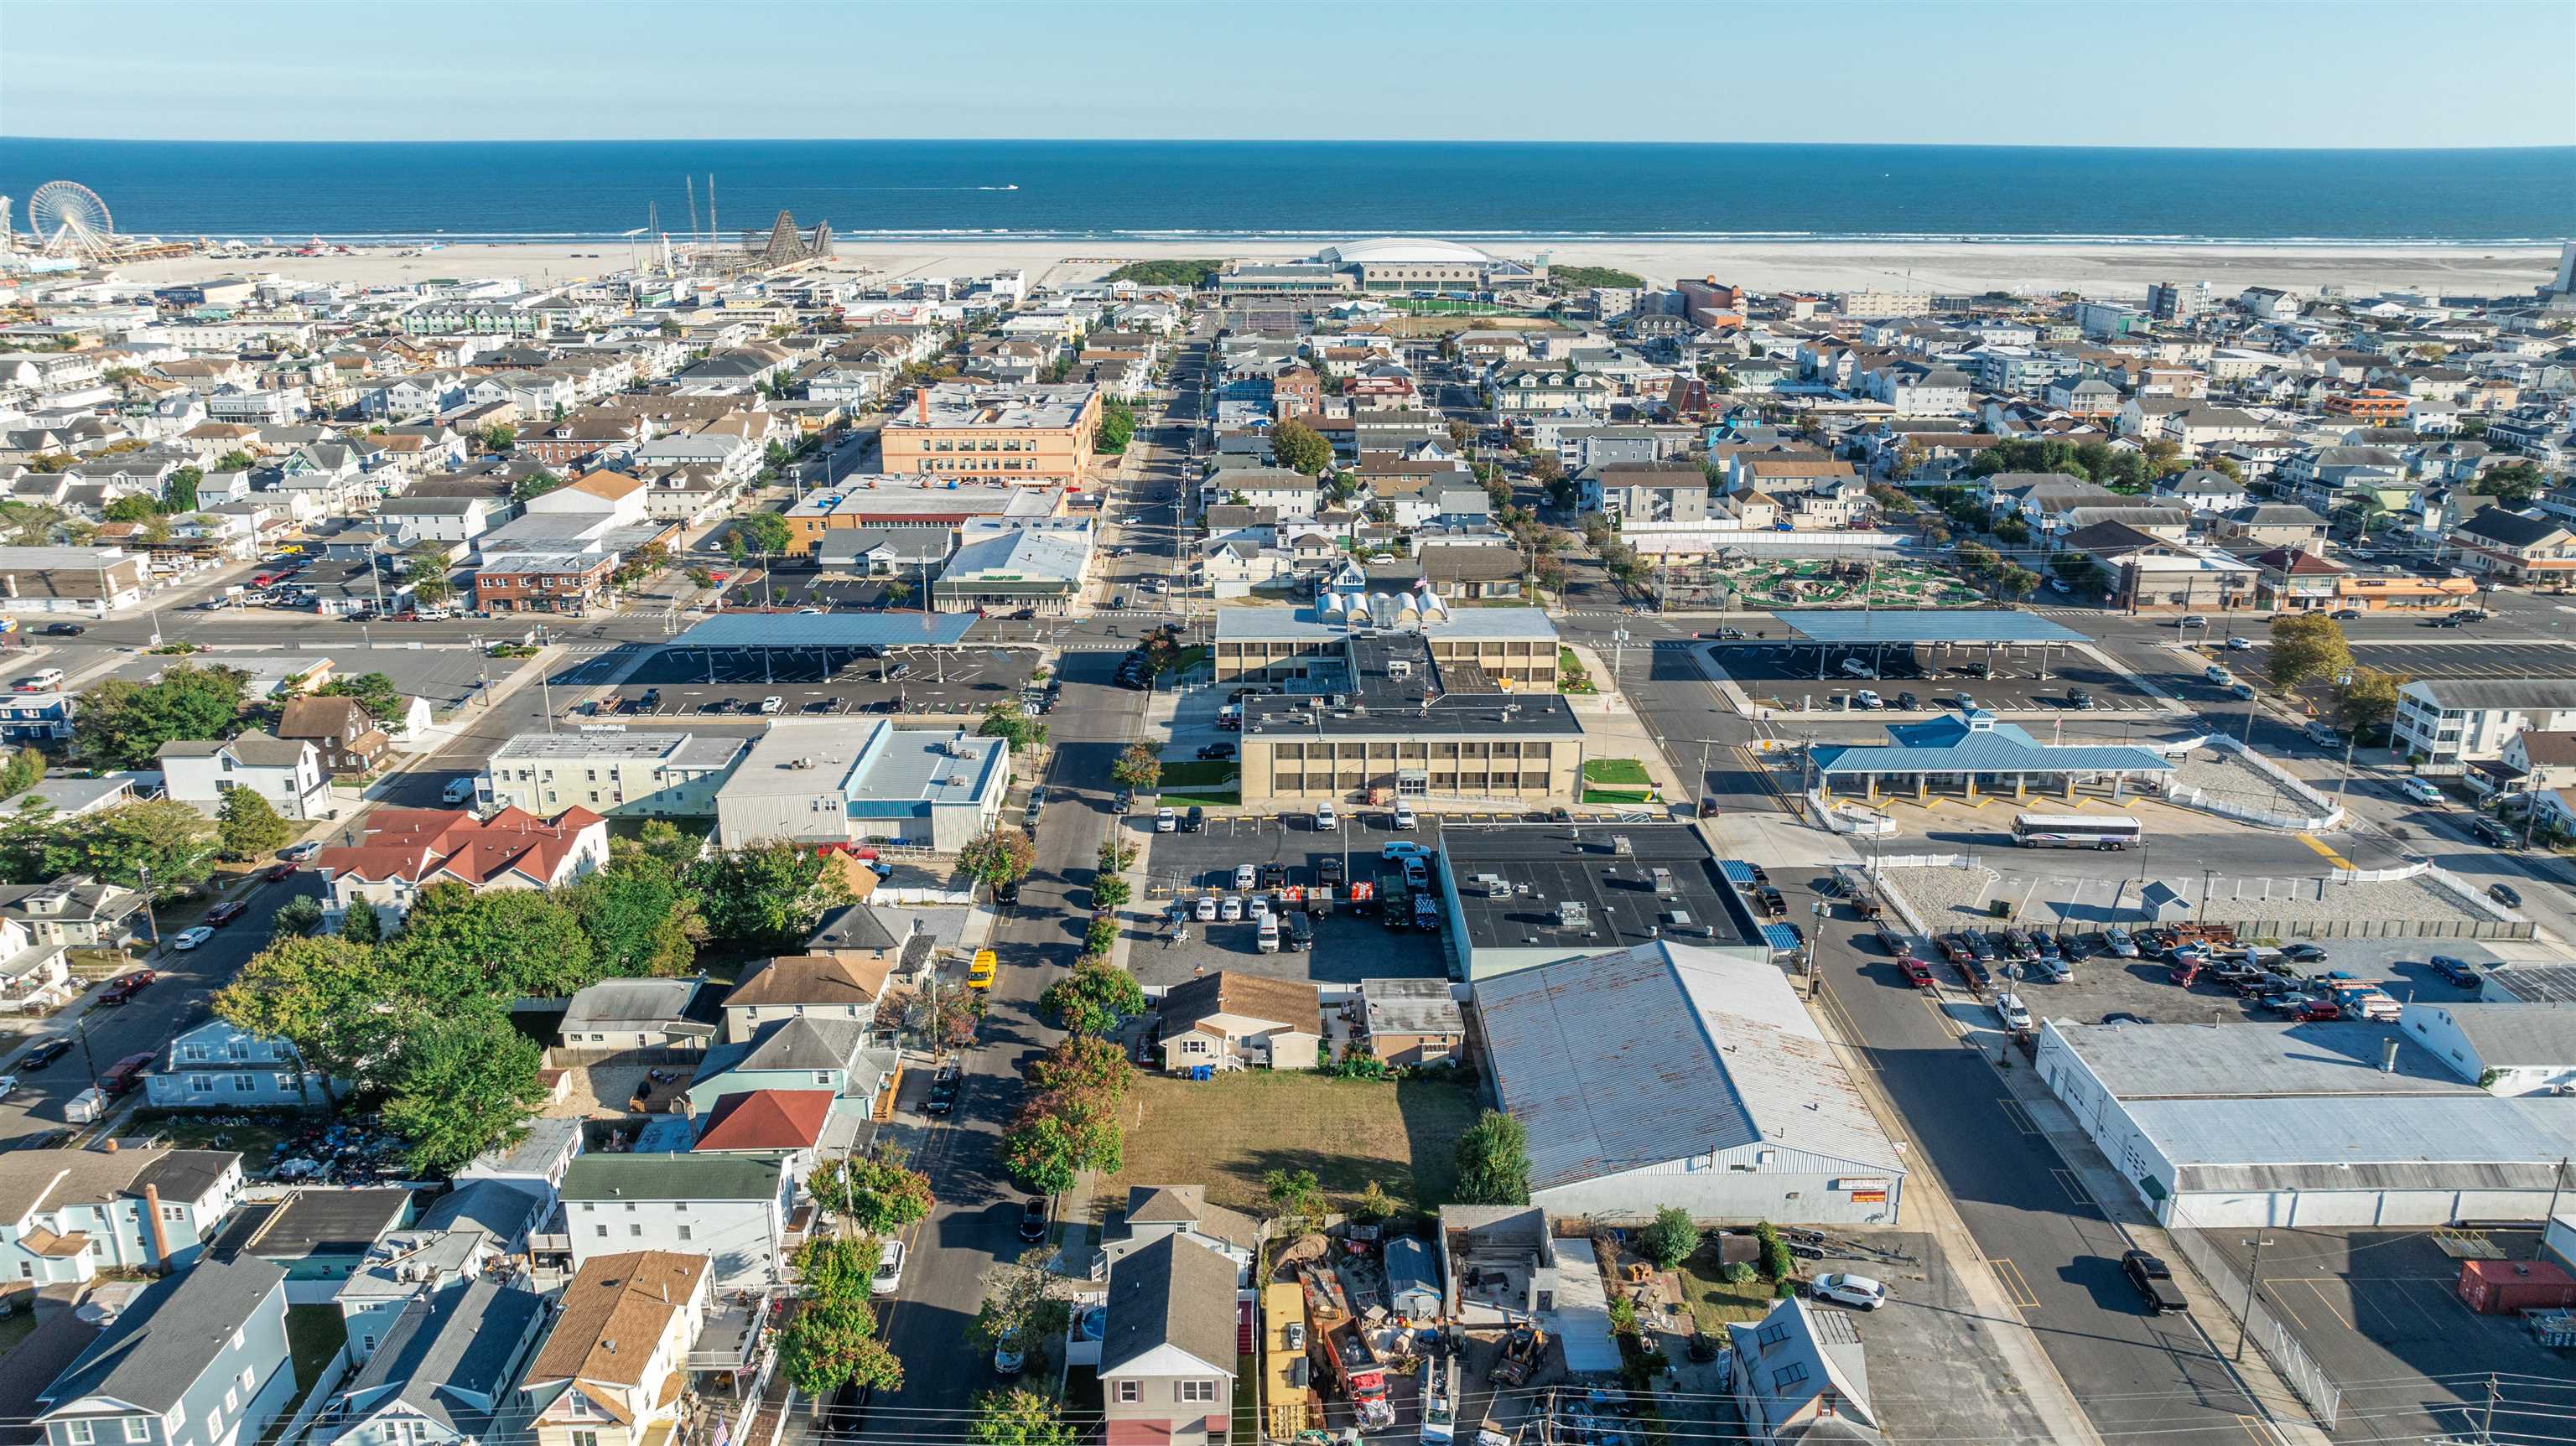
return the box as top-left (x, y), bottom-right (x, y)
top-left (2146, 279), bottom-right (2213, 323)
top-left (879, 381), bottom-right (1102, 490)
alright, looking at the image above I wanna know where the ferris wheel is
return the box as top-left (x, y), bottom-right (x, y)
top-left (27, 181), bottom-right (115, 260)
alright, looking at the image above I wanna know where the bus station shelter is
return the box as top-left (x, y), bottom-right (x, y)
top-left (1807, 709), bottom-right (2178, 808)
top-left (667, 612), bottom-right (979, 682)
top-left (1770, 609), bottom-right (2091, 681)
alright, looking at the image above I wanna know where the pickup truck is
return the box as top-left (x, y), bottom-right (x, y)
top-left (2122, 1250), bottom-right (2189, 1314)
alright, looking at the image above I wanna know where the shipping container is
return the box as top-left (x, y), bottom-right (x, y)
top-left (2457, 1258), bottom-right (2576, 1314)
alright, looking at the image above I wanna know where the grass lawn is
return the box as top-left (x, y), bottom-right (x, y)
top-left (1584, 759), bottom-right (1652, 786)
top-left (1557, 645), bottom-right (1594, 694)
top-left (285, 1305), bottom-right (347, 1387)
top-left (1159, 792), bottom-right (1239, 808)
top-left (1675, 1244), bottom-right (1780, 1334)
top-left (1156, 761), bottom-right (1240, 789)
top-left (1152, 645), bottom-right (1210, 677)
top-left (1100, 1071), bottom-right (1480, 1218)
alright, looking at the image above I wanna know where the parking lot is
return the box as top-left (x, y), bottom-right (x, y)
top-left (1710, 640), bottom-right (2162, 714)
top-left (2341, 639), bottom-right (2576, 680)
top-left (1122, 810), bottom-right (1450, 987)
top-left (2188, 1226), bottom-right (2573, 1444)
top-left (584, 645), bottom-right (1040, 718)
top-left (1774, 1234), bottom-right (2056, 1446)
top-left (1856, 910), bottom-right (2498, 1030)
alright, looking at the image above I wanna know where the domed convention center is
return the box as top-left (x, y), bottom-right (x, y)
top-left (1216, 236), bottom-right (1546, 299)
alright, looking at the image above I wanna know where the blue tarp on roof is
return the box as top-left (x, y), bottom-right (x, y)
top-left (672, 613), bottom-right (979, 649)
top-left (1771, 609), bottom-right (2089, 645)
top-left (1761, 924), bottom-right (1804, 955)
top-left (1720, 860), bottom-right (1758, 884)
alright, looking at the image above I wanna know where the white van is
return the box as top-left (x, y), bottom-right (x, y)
top-left (13, 668), bottom-right (65, 692)
top-left (1257, 919), bottom-right (1281, 953)
top-left (870, 1238), bottom-right (906, 1297)
top-left (441, 777), bottom-right (477, 805)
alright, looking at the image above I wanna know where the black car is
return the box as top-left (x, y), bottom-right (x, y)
top-left (18, 1037), bottom-right (73, 1070)
top-left (1182, 806), bottom-right (1205, 833)
top-left (2059, 932), bottom-right (2094, 962)
top-left (2429, 956), bottom-right (2480, 987)
top-left (41, 623), bottom-right (82, 636)
top-left (1258, 863), bottom-right (1288, 890)
top-left (2281, 943), bottom-right (2329, 962)
top-left (2490, 882), bottom-right (2525, 908)
top-left (638, 687), bottom-right (661, 708)
top-left (1018, 1197), bottom-right (1050, 1241)
top-left (1894, 692), bottom-right (1919, 711)
top-left (923, 1065), bottom-right (961, 1116)
top-left (2472, 818), bottom-right (2515, 848)
top-left (2067, 688), bottom-right (2096, 710)
top-left (994, 879), bottom-right (1021, 909)
top-left (1316, 854), bottom-right (1345, 886)
top-left (2122, 1250), bottom-right (2189, 1314)
top-left (1197, 742), bottom-right (1236, 760)
top-left (1007, 608), bottom-right (1037, 620)
top-left (1963, 930), bottom-right (2001, 963)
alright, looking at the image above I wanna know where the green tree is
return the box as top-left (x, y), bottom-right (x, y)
top-left (0, 746), bottom-right (45, 801)
top-left (317, 671), bottom-right (404, 725)
top-left (738, 510), bottom-right (794, 559)
top-left (381, 1010), bottom-right (547, 1174)
top-left (777, 1291), bottom-right (905, 1398)
top-left (1091, 874), bottom-right (1130, 910)
top-left (48, 799), bottom-right (221, 896)
top-left (958, 827), bottom-right (1036, 892)
top-left (969, 1247), bottom-right (1075, 1371)
top-left (341, 898), bottom-right (384, 944)
top-left (477, 423), bottom-right (516, 454)
top-left (1453, 1108), bottom-right (1533, 1205)
top-left (103, 494), bottom-right (162, 524)
top-left (1000, 1096), bottom-right (1122, 1193)
top-left (1110, 740), bottom-right (1162, 792)
top-left (215, 449), bottom-right (259, 472)
top-left (1037, 961), bottom-right (1145, 1035)
top-left (2267, 612), bottom-right (2353, 694)
top-left (977, 702), bottom-right (1047, 755)
top-left (270, 894), bottom-right (325, 940)
top-left (2333, 666), bottom-right (2409, 741)
top-left (1264, 1167), bottom-right (1324, 1228)
top-left (969, 1391), bottom-right (1078, 1446)
top-left (2486, 462), bottom-right (2547, 508)
top-left (75, 663), bottom-right (248, 770)
top-left (164, 467), bottom-right (202, 513)
top-left (1097, 401), bottom-right (1136, 455)
top-left (391, 882), bottom-right (600, 998)
top-left (213, 935), bottom-right (399, 1086)
top-left (1638, 1205), bottom-right (1699, 1270)
top-left (1270, 419), bottom-right (1332, 474)
top-left (217, 786), bottom-right (293, 861)
top-left (808, 1143), bottom-right (937, 1236)
top-left (689, 842), bottom-right (854, 950)
top-left (1995, 564), bottom-right (2040, 601)
top-left (1026, 1034), bottom-right (1131, 1099)
top-left (566, 867), bottom-right (695, 977)
top-left (511, 468), bottom-right (565, 502)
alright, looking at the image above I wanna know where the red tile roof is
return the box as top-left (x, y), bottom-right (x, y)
top-left (315, 806), bottom-right (604, 889)
top-left (693, 1090), bottom-right (834, 1153)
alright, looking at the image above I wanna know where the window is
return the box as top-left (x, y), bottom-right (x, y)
top-left (1177, 1381), bottom-right (1217, 1403)
top-left (1114, 1381), bottom-right (1139, 1404)
top-left (124, 1420), bottom-right (151, 1443)
top-left (571, 1433), bottom-right (600, 1446)
top-left (595, 1224), bottom-right (610, 1239)
top-left (234, 1075), bottom-right (258, 1094)
top-left (190, 1075), bottom-right (215, 1094)
top-left (66, 1424), bottom-right (92, 1445)
top-left (1771, 1362), bottom-right (1810, 1390)
top-left (630, 1223), bottom-right (643, 1238)
top-left (677, 1225), bottom-right (692, 1241)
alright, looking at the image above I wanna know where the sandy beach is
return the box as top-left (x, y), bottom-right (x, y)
top-left (105, 237), bottom-right (2563, 299)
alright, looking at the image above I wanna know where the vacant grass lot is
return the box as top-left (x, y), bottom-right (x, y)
top-left (1100, 1070), bottom-right (1480, 1218)
top-left (1676, 1242), bottom-right (1780, 1333)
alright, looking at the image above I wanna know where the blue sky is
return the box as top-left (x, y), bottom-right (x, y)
top-left (6, 0), bottom-right (2571, 147)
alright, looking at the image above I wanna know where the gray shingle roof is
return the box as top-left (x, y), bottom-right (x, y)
top-left (340, 1279), bottom-right (544, 1434)
top-left (38, 1258), bottom-right (286, 1416)
top-left (1098, 1234), bottom-right (1239, 1377)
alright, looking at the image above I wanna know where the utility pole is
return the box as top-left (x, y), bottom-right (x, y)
top-left (2334, 729), bottom-right (2358, 806)
top-left (2540, 1157), bottom-right (2569, 1262)
top-left (2235, 1233), bottom-right (2272, 1362)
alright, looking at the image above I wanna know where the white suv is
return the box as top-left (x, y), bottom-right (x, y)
top-left (1393, 802), bottom-right (1418, 830)
top-left (1313, 803), bottom-right (1339, 832)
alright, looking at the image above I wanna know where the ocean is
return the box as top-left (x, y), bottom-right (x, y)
top-left (3, 137), bottom-right (2571, 246)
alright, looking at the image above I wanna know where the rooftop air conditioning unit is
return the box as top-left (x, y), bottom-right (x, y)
top-left (1651, 868), bottom-right (1675, 897)
top-left (1611, 835), bottom-right (1634, 857)
top-left (1555, 900), bottom-right (1589, 930)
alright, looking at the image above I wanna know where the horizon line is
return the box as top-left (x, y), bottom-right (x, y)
top-left (6, 134), bottom-right (2574, 153)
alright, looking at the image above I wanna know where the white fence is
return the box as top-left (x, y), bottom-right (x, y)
top-left (273, 1344), bottom-right (354, 1446)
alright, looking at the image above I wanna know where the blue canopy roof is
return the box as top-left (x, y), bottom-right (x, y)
top-left (1811, 709), bottom-right (2176, 776)
top-left (672, 613), bottom-right (978, 649)
top-left (1761, 924), bottom-right (1805, 954)
top-left (1771, 609), bottom-right (2089, 645)
top-left (1719, 860), bottom-right (1758, 884)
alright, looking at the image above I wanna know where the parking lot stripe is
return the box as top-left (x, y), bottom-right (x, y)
top-left (1989, 1258), bottom-right (2042, 1309)
top-left (2279, 1278), bottom-right (2356, 1331)
top-left (1996, 1098), bottom-right (2042, 1135)
top-left (2295, 833), bottom-right (2355, 869)
top-left (2050, 1168), bottom-right (2096, 1210)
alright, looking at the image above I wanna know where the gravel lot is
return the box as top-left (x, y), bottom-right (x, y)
top-left (2163, 745), bottom-right (2327, 816)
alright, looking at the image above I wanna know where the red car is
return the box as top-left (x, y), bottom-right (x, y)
top-left (205, 899), bottom-right (248, 926)
top-left (2293, 999), bottom-right (2342, 1023)
top-left (101, 970), bottom-right (157, 1004)
top-left (1898, 956), bottom-right (1935, 987)
top-left (262, 863), bottom-right (296, 884)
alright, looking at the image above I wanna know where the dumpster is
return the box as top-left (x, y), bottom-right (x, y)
top-left (2458, 1258), bottom-right (2576, 1314)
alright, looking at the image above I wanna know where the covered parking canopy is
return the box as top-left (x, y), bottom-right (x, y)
top-left (1769, 609), bottom-right (2090, 682)
top-left (667, 612), bottom-right (981, 682)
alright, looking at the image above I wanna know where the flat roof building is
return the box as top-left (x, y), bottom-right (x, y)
top-left (1213, 603), bottom-right (1560, 690)
top-left (480, 730), bottom-right (750, 818)
top-left (714, 718), bottom-right (1010, 853)
top-left (879, 382), bottom-right (1100, 490)
top-left (1472, 939), bottom-right (1905, 1224)
top-left (2036, 1018), bottom-right (2576, 1227)
top-left (1433, 822), bottom-right (1767, 981)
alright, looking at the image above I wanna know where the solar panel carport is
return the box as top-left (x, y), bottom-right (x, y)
top-left (666, 612), bottom-right (981, 683)
top-left (1769, 608), bottom-right (2090, 682)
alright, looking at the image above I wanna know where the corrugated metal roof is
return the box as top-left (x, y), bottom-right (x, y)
top-left (2129, 1095), bottom-right (2576, 1193)
top-left (1761, 924), bottom-right (1805, 954)
top-left (1771, 609), bottom-right (2088, 645)
top-left (1474, 941), bottom-right (1901, 1191)
top-left (2051, 1020), bottom-right (2479, 1100)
